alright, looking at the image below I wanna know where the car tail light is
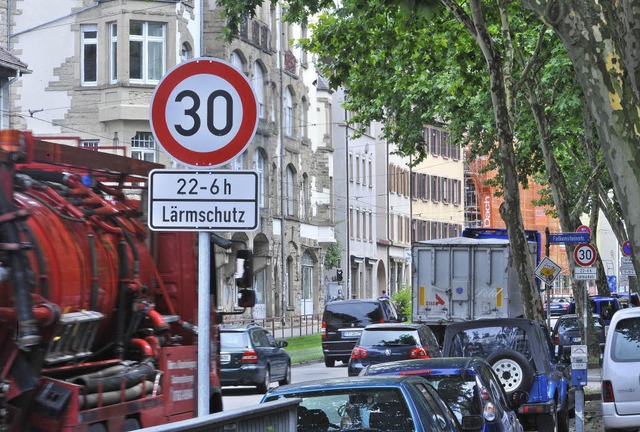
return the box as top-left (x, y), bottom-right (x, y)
top-left (553, 332), bottom-right (559, 345)
top-left (321, 321), bottom-right (326, 339)
top-left (483, 402), bottom-right (497, 422)
top-left (351, 346), bottom-right (368, 359)
top-left (409, 347), bottom-right (430, 359)
top-left (241, 349), bottom-right (258, 363)
top-left (602, 380), bottom-right (615, 402)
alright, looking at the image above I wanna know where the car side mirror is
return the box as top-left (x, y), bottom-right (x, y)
top-left (278, 340), bottom-right (288, 348)
top-left (510, 390), bottom-right (529, 409)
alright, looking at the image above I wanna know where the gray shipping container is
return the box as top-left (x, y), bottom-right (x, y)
top-left (412, 236), bottom-right (538, 336)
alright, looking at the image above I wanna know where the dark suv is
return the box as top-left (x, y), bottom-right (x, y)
top-left (442, 318), bottom-right (574, 432)
top-left (321, 298), bottom-right (402, 367)
top-left (219, 323), bottom-right (291, 393)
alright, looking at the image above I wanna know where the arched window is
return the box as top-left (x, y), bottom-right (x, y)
top-left (230, 50), bottom-right (245, 71)
top-left (284, 87), bottom-right (294, 137)
top-left (252, 62), bottom-right (265, 119)
top-left (286, 165), bottom-right (296, 216)
top-left (253, 149), bottom-right (266, 208)
top-left (301, 251), bottom-right (314, 313)
top-left (231, 152), bottom-right (244, 170)
top-left (300, 97), bottom-right (308, 139)
top-left (181, 42), bottom-right (193, 62)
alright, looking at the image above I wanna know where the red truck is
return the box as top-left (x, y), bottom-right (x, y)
top-left (0, 130), bottom-right (252, 431)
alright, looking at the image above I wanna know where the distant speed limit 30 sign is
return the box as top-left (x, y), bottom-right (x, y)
top-left (150, 58), bottom-right (258, 168)
top-left (574, 243), bottom-right (597, 267)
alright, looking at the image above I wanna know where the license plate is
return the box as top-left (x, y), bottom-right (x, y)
top-left (343, 331), bottom-right (362, 338)
top-left (220, 354), bottom-right (231, 363)
top-left (571, 337), bottom-right (581, 343)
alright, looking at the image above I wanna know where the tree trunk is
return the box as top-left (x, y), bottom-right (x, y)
top-left (522, 0), bottom-right (640, 281)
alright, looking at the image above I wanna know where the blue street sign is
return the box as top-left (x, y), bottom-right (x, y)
top-left (549, 232), bottom-right (590, 244)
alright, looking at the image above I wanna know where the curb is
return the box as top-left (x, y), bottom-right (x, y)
top-left (584, 391), bottom-right (601, 402)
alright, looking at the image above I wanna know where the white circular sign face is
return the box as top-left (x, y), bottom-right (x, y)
top-left (574, 243), bottom-right (597, 267)
top-left (150, 58), bottom-right (258, 168)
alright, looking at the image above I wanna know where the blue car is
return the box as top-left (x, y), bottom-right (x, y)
top-left (442, 318), bottom-right (575, 432)
top-left (360, 357), bottom-right (525, 432)
top-left (261, 375), bottom-right (471, 431)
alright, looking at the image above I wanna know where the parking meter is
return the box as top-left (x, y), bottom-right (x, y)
top-left (570, 345), bottom-right (588, 387)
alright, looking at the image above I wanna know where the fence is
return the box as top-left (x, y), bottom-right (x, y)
top-left (222, 313), bottom-right (323, 339)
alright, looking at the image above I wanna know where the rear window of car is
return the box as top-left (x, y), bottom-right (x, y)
top-left (422, 375), bottom-right (479, 420)
top-left (611, 317), bottom-right (640, 362)
top-left (448, 325), bottom-right (533, 361)
top-left (359, 329), bottom-right (419, 346)
top-left (558, 317), bottom-right (603, 331)
top-left (324, 302), bottom-right (384, 327)
top-left (221, 332), bottom-right (250, 349)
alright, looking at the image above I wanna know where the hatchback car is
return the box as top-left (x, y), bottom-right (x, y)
top-left (219, 323), bottom-right (291, 393)
top-left (321, 298), bottom-right (403, 367)
top-left (347, 322), bottom-right (442, 376)
top-left (361, 357), bottom-right (526, 432)
top-left (544, 300), bottom-right (570, 316)
top-left (552, 313), bottom-right (606, 358)
top-left (261, 375), bottom-right (467, 431)
top-left (602, 307), bottom-right (640, 430)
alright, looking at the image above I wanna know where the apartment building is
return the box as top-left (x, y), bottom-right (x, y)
top-left (4, 0), bottom-right (334, 320)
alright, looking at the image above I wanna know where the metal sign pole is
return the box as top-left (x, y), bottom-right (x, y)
top-left (198, 232), bottom-right (210, 416)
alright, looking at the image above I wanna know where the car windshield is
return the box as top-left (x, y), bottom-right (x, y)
top-left (325, 303), bottom-right (384, 327)
top-left (424, 375), bottom-right (479, 422)
top-left (264, 388), bottom-right (417, 431)
top-left (611, 316), bottom-right (640, 362)
top-left (221, 332), bottom-right (250, 349)
top-left (448, 325), bottom-right (533, 363)
top-left (359, 330), bottom-right (418, 346)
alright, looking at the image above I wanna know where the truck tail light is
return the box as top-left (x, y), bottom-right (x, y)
top-left (409, 347), bottom-right (430, 359)
top-left (241, 350), bottom-right (258, 363)
top-left (321, 321), bottom-right (326, 339)
top-left (351, 347), bottom-right (368, 359)
top-left (602, 380), bottom-right (615, 402)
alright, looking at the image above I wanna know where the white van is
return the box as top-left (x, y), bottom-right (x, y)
top-left (602, 306), bottom-right (640, 430)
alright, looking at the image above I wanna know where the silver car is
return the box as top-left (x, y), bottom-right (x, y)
top-left (602, 307), bottom-right (640, 430)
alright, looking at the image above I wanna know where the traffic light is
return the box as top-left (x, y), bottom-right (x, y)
top-left (336, 269), bottom-right (343, 281)
top-left (235, 249), bottom-right (254, 288)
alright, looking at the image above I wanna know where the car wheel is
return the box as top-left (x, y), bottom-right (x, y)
top-left (536, 399), bottom-right (558, 432)
top-left (257, 366), bottom-right (270, 393)
top-left (279, 362), bottom-right (291, 386)
top-left (486, 349), bottom-right (534, 395)
top-left (324, 358), bottom-right (335, 368)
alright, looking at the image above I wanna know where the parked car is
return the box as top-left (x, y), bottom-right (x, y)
top-left (360, 357), bottom-right (527, 432)
top-left (568, 295), bottom-right (620, 325)
top-left (347, 322), bottom-right (442, 376)
top-left (442, 318), bottom-right (574, 432)
top-left (552, 313), bottom-right (606, 358)
top-left (612, 292), bottom-right (640, 309)
top-left (321, 298), bottom-right (403, 367)
top-left (219, 323), bottom-right (291, 393)
top-left (602, 307), bottom-right (640, 430)
top-left (544, 300), bottom-right (570, 316)
top-left (261, 375), bottom-right (467, 431)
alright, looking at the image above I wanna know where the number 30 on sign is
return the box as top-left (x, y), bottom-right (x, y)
top-left (150, 58), bottom-right (258, 168)
top-left (574, 243), bottom-right (597, 267)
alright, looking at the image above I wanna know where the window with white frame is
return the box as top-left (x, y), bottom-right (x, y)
top-left (301, 174), bottom-right (309, 219)
top-left (231, 152), bottom-right (244, 170)
top-left (254, 150), bottom-right (266, 208)
top-left (81, 139), bottom-right (99, 150)
top-left (131, 132), bottom-right (156, 162)
top-left (109, 23), bottom-right (118, 83)
top-left (301, 97), bottom-right (307, 140)
top-left (81, 25), bottom-right (97, 86)
top-left (129, 21), bottom-right (165, 84)
top-left (181, 42), bottom-right (193, 62)
top-left (252, 62), bottom-right (265, 119)
top-left (230, 51), bottom-right (244, 70)
top-left (284, 87), bottom-right (294, 137)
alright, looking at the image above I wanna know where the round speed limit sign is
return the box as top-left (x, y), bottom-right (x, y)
top-left (574, 243), bottom-right (597, 267)
top-left (150, 58), bottom-right (258, 168)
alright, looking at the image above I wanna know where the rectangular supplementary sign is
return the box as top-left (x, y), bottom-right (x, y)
top-left (148, 169), bottom-right (259, 231)
top-left (548, 232), bottom-right (590, 244)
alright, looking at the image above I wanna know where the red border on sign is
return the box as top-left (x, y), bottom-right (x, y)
top-left (573, 243), bottom-right (596, 267)
top-left (150, 59), bottom-right (258, 167)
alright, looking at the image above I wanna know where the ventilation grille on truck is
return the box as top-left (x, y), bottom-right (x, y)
top-left (45, 311), bottom-right (104, 365)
